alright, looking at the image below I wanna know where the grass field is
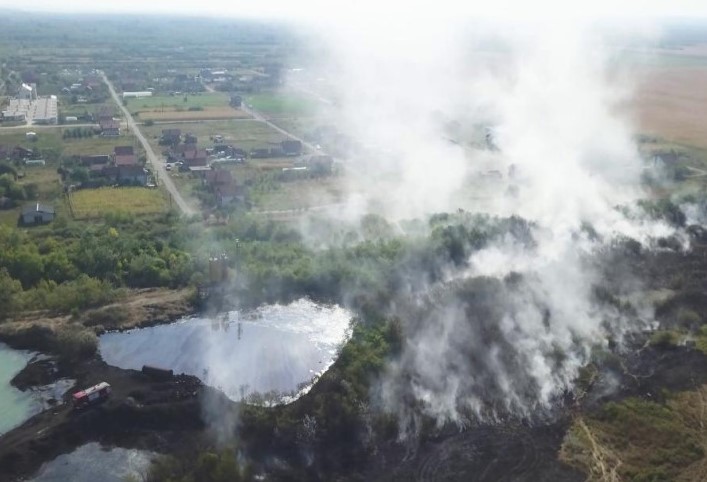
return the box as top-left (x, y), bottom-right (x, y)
top-left (142, 119), bottom-right (289, 151)
top-left (138, 107), bottom-right (249, 122)
top-left (245, 92), bottom-right (318, 117)
top-left (126, 93), bottom-right (248, 122)
top-left (69, 187), bottom-right (168, 218)
top-left (631, 63), bottom-right (707, 149)
top-left (0, 127), bottom-right (137, 157)
top-left (126, 92), bottom-right (230, 110)
top-left (561, 385), bottom-right (707, 481)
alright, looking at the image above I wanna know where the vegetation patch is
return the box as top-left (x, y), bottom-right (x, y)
top-left (561, 386), bottom-right (707, 481)
top-left (246, 92), bottom-right (317, 116)
top-left (69, 187), bottom-right (168, 218)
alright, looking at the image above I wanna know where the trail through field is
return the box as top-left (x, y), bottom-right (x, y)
top-left (577, 419), bottom-right (622, 482)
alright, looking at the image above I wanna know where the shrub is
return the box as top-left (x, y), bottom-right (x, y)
top-left (54, 325), bottom-right (98, 361)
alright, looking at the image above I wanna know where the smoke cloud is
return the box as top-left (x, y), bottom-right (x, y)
top-left (290, 13), bottom-right (679, 430)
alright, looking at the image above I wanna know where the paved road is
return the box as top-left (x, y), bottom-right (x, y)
top-left (101, 72), bottom-right (197, 217)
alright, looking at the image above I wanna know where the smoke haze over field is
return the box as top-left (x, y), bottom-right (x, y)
top-left (290, 16), bottom-right (684, 429)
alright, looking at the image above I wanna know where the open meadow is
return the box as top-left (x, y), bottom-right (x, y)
top-left (245, 92), bottom-right (319, 117)
top-left (0, 127), bottom-right (138, 157)
top-left (142, 119), bottom-right (293, 151)
top-left (127, 92), bottom-right (249, 121)
top-left (68, 187), bottom-right (169, 219)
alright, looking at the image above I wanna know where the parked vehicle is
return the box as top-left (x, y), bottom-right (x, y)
top-left (72, 382), bottom-right (111, 409)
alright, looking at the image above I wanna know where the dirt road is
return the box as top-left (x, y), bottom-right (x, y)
top-left (101, 72), bottom-right (197, 217)
top-left (240, 103), bottom-right (323, 153)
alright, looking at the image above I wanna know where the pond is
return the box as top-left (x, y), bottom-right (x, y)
top-left (30, 442), bottom-right (155, 482)
top-left (0, 343), bottom-right (75, 436)
top-left (0, 342), bottom-right (36, 436)
top-left (99, 298), bottom-right (353, 403)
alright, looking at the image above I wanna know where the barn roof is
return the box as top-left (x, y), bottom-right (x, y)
top-left (22, 203), bottom-right (54, 215)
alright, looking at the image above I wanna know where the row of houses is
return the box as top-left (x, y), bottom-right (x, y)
top-left (79, 145), bottom-right (148, 186)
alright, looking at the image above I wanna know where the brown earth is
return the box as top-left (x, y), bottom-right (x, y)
top-left (0, 288), bottom-right (194, 343)
top-left (631, 65), bottom-right (707, 149)
top-left (139, 107), bottom-right (251, 122)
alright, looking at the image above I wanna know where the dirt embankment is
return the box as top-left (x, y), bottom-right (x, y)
top-left (0, 288), bottom-right (195, 352)
top-left (0, 353), bottom-right (238, 482)
top-left (0, 288), bottom-right (206, 481)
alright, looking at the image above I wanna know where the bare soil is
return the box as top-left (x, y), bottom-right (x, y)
top-left (631, 65), bottom-right (707, 148)
top-left (0, 288), bottom-right (194, 342)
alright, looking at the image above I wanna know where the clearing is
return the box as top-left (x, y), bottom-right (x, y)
top-left (68, 187), bottom-right (169, 219)
top-left (127, 93), bottom-right (248, 122)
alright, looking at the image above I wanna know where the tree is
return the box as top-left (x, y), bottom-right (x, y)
top-left (69, 167), bottom-right (89, 184)
top-left (0, 268), bottom-right (22, 319)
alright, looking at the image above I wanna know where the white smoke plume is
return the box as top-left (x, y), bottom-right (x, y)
top-left (289, 12), bottom-right (679, 431)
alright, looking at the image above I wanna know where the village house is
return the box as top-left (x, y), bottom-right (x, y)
top-left (114, 154), bottom-right (138, 166)
top-left (21, 203), bottom-right (55, 225)
top-left (202, 169), bottom-right (233, 189)
top-left (250, 148), bottom-right (270, 159)
top-left (80, 154), bottom-right (111, 170)
top-left (281, 140), bottom-right (303, 156)
top-left (99, 119), bottom-right (120, 137)
top-left (113, 146), bottom-right (138, 166)
top-left (160, 129), bottom-right (181, 146)
top-left (12, 146), bottom-right (35, 160)
top-left (117, 165), bottom-right (148, 185)
top-left (182, 148), bottom-right (208, 168)
top-left (114, 146), bottom-right (134, 156)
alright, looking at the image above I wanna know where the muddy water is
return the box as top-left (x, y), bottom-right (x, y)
top-left (0, 343), bottom-right (37, 436)
top-left (99, 299), bottom-right (353, 403)
top-left (30, 442), bottom-right (155, 482)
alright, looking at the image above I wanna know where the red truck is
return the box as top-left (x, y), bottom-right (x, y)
top-left (72, 382), bottom-right (111, 409)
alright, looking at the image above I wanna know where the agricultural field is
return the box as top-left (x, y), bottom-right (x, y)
top-left (142, 119), bottom-right (295, 152)
top-left (250, 176), bottom-right (344, 211)
top-left (0, 128), bottom-right (138, 157)
top-left (126, 92), bottom-right (248, 121)
top-left (631, 62), bottom-right (707, 149)
top-left (245, 92), bottom-right (319, 117)
top-left (59, 101), bottom-right (118, 120)
top-left (68, 187), bottom-right (169, 219)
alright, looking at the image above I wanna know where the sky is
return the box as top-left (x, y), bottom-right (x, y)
top-left (3, 0), bottom-right (707, 21)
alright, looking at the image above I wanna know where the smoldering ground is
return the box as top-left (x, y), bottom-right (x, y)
top-left (283, 13), bottom-right (687, 434)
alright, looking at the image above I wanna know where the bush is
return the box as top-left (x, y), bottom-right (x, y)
top-left (54, 325), bottom-right (98, 361)
top-left (650, 330), bottom-right (681, 349)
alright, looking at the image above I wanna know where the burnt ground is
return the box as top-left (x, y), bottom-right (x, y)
top-left (0, 356), bottom-right (234, 481)
top-left (367, 421), bottom-right (584, 482)
top-left (357, 241), bottom-right (707, 482)
top-left (2, 241), bottom-right (707, 481)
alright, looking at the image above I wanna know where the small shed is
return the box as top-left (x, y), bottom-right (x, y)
top-left (21, 203), bottom-right (55, 225)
